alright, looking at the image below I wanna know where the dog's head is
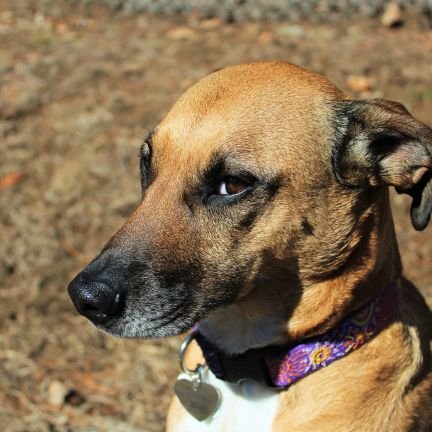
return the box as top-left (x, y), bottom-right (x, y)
top-left (68, 62), bottom-right (432, 348)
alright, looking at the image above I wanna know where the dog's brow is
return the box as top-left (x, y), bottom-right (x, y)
top-left (202, 155), bottom-right (226, 182)
top-left (201, 152), bottom-right (252, 184)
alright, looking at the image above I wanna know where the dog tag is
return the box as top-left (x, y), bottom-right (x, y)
top-left (174, 379), bottom-right (221, 422)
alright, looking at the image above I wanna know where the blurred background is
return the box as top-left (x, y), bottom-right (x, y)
top-left (0, 1), bottom-right (431, 431)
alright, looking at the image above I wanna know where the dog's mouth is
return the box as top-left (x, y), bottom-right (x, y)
top-left (70, 276), bottom-right (235, 339)
top-left (98, 296), bottom-right (202, 338)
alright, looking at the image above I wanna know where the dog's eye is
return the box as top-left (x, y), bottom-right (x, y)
top-left (139, 139), bottom-right (152, 192)
top-left (217, 177), bottom-right (249, 196)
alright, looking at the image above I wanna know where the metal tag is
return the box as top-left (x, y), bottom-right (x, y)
top-left (174, 378), bottom-right (221, 422)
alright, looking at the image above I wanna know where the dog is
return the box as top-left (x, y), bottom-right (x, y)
top-left (68, 61), bottom-right (432, 431)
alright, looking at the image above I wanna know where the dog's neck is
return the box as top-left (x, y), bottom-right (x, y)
top-left (196, 281), bottom-right (398, 387)
top-left (200, 190), bottom-right (402, 355)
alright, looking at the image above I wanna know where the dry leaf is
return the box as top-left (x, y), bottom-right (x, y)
top-left (0, 172), bottom-right (24, 189)
top-left (381, 2), bottom-right (403, 27)
top-left (346, 75), bottom-right (374, 93)
top-left (166, 27), bottom-right (197, 41)
top-left (48, 380), bottom-right (68, 408)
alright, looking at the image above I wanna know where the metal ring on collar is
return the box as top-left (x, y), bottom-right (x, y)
top-left (178, 329), bottom-right (206, 376)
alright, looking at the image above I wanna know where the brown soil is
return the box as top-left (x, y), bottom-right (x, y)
top-left (1, 5), bottom-right (431, 432)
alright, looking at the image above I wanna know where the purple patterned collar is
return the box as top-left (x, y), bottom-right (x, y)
top-left (194, 282), bottom-right (399, 388)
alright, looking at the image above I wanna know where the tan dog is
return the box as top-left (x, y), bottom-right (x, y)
top-left (68, 62), bottom-right (432, 432)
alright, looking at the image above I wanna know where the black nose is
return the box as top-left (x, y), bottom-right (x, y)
top-left (67, 274), bottom-right (122, 324)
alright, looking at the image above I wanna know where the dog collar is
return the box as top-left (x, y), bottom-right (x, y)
top-left (193, 282), bottom-right (399, 388)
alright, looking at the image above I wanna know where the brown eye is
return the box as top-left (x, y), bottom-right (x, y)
top-left (218, 177), bottom-right (249, 195)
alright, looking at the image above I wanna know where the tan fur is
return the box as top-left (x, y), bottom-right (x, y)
top-left (113, 62), bottom-right (432, 430)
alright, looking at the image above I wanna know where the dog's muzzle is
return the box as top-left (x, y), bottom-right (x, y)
top-left (68, 273), bottom-right (123, 324)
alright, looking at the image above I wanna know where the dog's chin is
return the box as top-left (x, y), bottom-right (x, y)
top-left (96, 310), bottom-right (201, 338)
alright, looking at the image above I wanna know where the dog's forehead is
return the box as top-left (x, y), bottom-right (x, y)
top-left (153, 62), bottom-right (344, 172)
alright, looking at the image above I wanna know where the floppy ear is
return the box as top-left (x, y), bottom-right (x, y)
top-left (332, 98), bottom-right (432, 231)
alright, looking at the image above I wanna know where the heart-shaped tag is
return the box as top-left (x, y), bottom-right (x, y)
top-left (174, 379), bottom-right (221, 422)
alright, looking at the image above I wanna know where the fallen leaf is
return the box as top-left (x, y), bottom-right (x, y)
top-left (48, 380), bottom-right (69, 408)
top-left (166, 26), bottom-right (197, 41)
top-left (346, 75), bottom-right (374, 93)
top-left (257, 31), bottom-right (273, 45)
top-left (55, 21), bottom-right (69, 34)
top-left (71, 372), bottom-right (117, 396)
top-left (0, 172), bottom-right (24, 189)
top-left (381, 2), bottom-right (403, 28)
top-left (199, 18), bottom-right (222, 30)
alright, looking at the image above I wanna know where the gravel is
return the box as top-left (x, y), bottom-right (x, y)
top-left (80, 0), bottom-right (432, 22)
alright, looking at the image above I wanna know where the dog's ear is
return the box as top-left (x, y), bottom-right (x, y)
top-left (333, 98), bottom-right (432, 231)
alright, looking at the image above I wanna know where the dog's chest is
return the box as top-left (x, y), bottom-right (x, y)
top-left (172, 370), bottom-right (280, 432)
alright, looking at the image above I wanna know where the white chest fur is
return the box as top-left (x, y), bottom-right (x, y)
top-left (171, 368), bottom-right (280, 432)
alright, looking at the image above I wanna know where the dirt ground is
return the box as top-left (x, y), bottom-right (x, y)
top-left (0, 4), bottom-right (431, 432)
